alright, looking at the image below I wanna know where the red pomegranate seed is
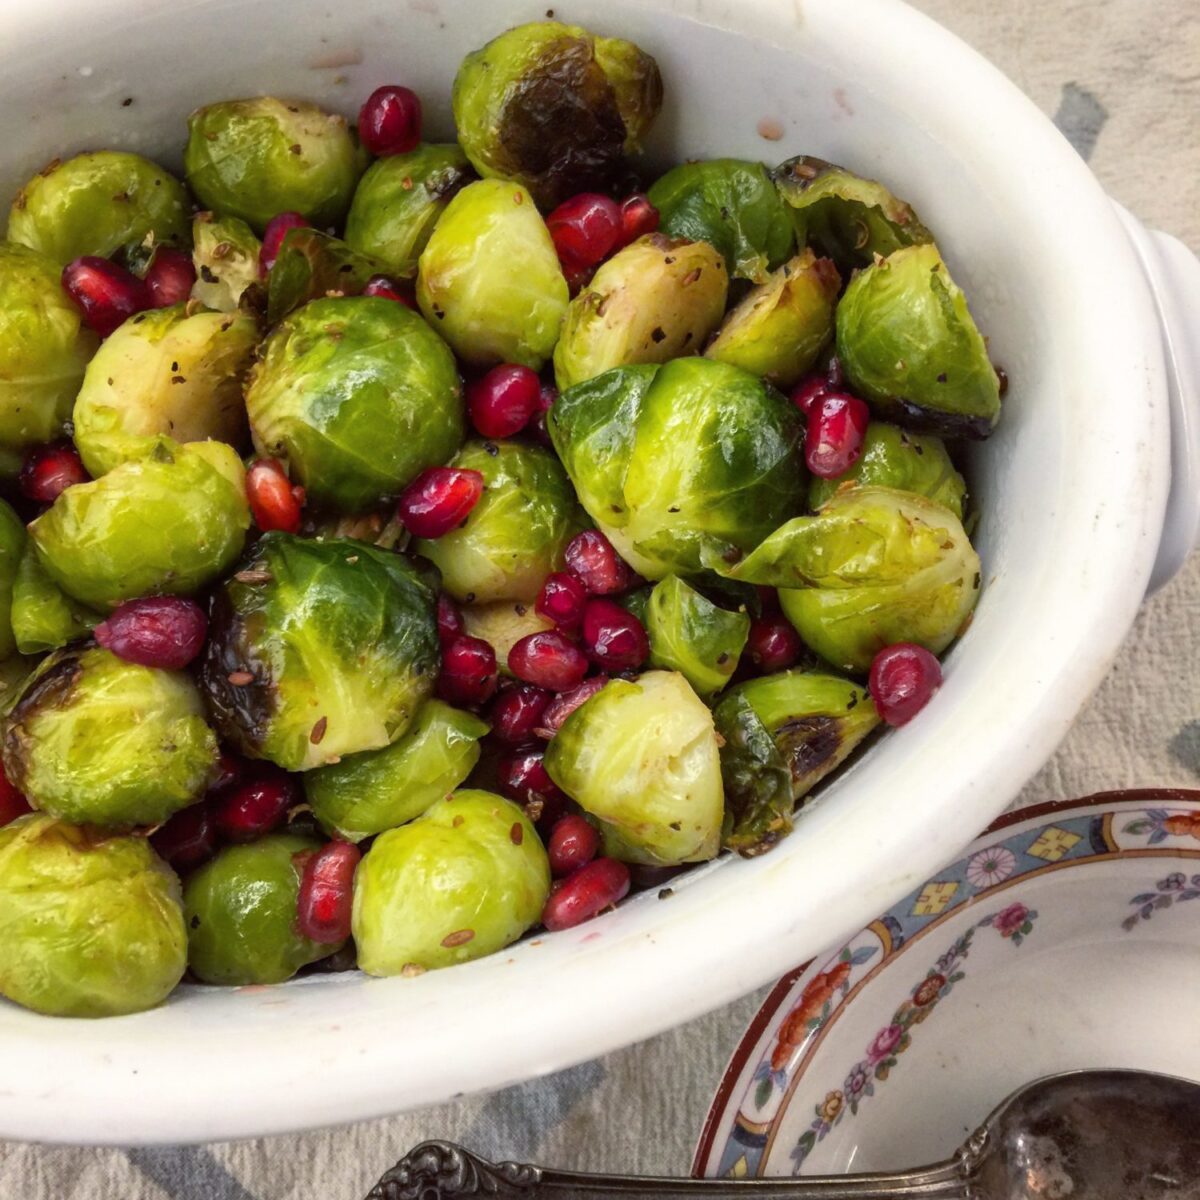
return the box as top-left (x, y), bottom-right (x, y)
top-left (246, 457), bottom-right (303, 533)
top-left (437, 635), bottom-right (498, 707)
top-left (546, 193), bottom-right (622, 268)
top-left (437, 592), bottom-right (465, 647)
top-left (618, 193), bottom-right (659, 246)
top-left (19, 442), bottom-right (87, 504)
top-left (212, 770), bottom-right (297, 842)
top-left (150, 802), bottom-right (216, 870)
top-left (536, 571), bottom-right (588, 630)
top-left (211, 752), bottom-right (247, 794)
top-left (489, 684), bottom-right (552, 745)
top-left (0, 762), bottom-right (31, 828)
top-left (358, 85), bottom-right (422, 157)
top-left (260, 211), bottom-right (310, 276)
top-left (581, 598), bottom-right (648, 672)
top-left (508, 631), bottom-right (589, 692)
top-left (529, 382), bottom-right (558, 446)
top-left (564, 529), bottom-right (633, 596)
top-left (869, 643), bottom-right (944, 727)
top-left (542, 857), bottom-right (631, 931)
top-left (467, 364), bottom-right (541, 439)
top-left (362, 274), bottom-right (414, 306)
top-left (61, 256), bottom-right (151, 337)
top-left (538, 675), bottom-right (608, 737)
top-left (397, 467), bottom-right (484, 539)
top-left (547, 814), bottom-right (600, 878)
top-left (296, 840), bottom-right (361, 943)
top-left (790, 373), bottom-right (831, 417)
top-left (746, 615), bottom-right (803, 674)
top-left (143, 245), bottom-right (197, 308)
top-left (496, 749), bottom-right (563, 806)
top-left (94, 596), bottom-right (208, 670)
top-left (805, 392), bottom-right (870, 478)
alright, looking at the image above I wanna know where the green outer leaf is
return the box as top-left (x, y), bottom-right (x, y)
top-left (266, 228), bottom-right (388, 325)
top-left (11, 544), bottom-right (99, 656)
top-left (646, 575), bottom-right (749, 698)
top-left (0, 499), bottom-right (24, 661)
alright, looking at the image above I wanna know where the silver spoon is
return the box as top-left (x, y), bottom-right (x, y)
top-left (366, 1069), bottom-right (1200, 1199)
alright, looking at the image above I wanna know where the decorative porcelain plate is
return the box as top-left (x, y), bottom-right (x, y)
top-left (694, 789), bottom-right (1200, 1180)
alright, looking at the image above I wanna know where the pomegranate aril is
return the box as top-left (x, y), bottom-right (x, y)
top-left (489, 684), bottom-right (552, 745)
top-left (529, 382), bottom-right (558, 446)
top-left (437, 635), bottom-right (498, 707)
top-left (618, 193), bottom-right (659, 246)
top-left (246, 457), bottom-right (303, 533)
top-left (296, 840), bottom-right (361, 943)
top-left (538, 675), bottom-right (609, 737)
top-left (358, 85), bottom-right (422, 157)
top-left (0, 762), bottom-right (31, 828)
top-left (437, 592), bottom-right (466, 647)
top-left (211, 752), bottom-right (248, 794)
top-left (536, 571), bottom-right (588, 630)
top-left (94, 596), bottom-right (208, 670)
top-left (805, 392), bottom-right (870, 478)
top-left (746, 615), bottom-right (803, 674)
top-left (547, 814), bottom-right (600, 878)
top-left (564, 529), bottom-right (633, 596)
top-left (19, 442), bottom-right (87, 504)
top-left (541, 857), bottom-right (631, 931)
top-left (397, 467), bottom-right (484, 539)
top-left (581, 598), bottom-right (648, 671)
top-left (150, 803), bottom-right (216, 870)
top-left (467, 364), bottom-right (541, 438)
top-left (143, 245), bottom-right (197, 308)
top-left (61, 256), bottom-right (151, 337)
top-left (869, 643), bottom-right (943, 727)
top-left (546, 193), bottom-right (622, 268)
top-left (212, 770), bottom-right (297, 842)
top-left (508, 630), bottom-right (589, 692)
top-left (362, 274), bottom-right (414, 305)
top-left (496, 749), bottom-right (563, 806)
top-left (789, 373), bottom-right (830, 417)
top-left (260, 211), bottom-right (310, 276)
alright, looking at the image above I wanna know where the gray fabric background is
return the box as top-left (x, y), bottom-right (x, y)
top-left (2, 1), bottom-right (1197, 1194)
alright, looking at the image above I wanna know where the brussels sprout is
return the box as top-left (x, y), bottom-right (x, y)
top-left (246, 296), bottom-right (463, 513)
top-left (647, 159), bottom-right (794, 283)
top-left (808, 422), bottom-right (967, 518)
top-left (553, 235), bottom-right (728, 390)
top-left (0, 499), bottom-right (24, 662)
top-left (416, 179), bottom-right (569, 369)
top-left (0, 655), bottom-right (38, 717)
top-left (7, 151), bottom-right (191, 268)
top-left (0, 242), bottom-right (99, 460)
top-left (617, 584), bottom-right (652, 625)
top-left (11, 544), bottom-right (99, 655)
top-left (353, 790), bottom-right (549, 975)
top-left (202, 534), bottom-right (439, 771)
top-left (462, 600), bottom-right (554, 674)
top-left (184, 834), bottom-right (339, 985)
top-left (345, 144), bottom-right (475, 278)
top-left (773, 155), bottom-right (934, 271)
top-left (306, 700), bottom-right (488, 842)
top-left (0, 815), bottom-right (186, 1016)
top-left (721, 486), bottom-right (980, 673)
top-left (266, 228), bottom-right (388, 325)
top-left (713, 670), bottom-right (878, 855)
top-left (29, 439), bottom-right (249, 610)
top-left (645, 576), bottom-right (749, 698)
top-left (415, 440), bottom-right (583, 604)
top-left (184, 97), bottom-right (365, 234)
top-left (72, 306), bottom-right (257, 477)
top-left (836, 244), bottom-right (1001, 439)
top-left (452, 21), bottom-right (662, 209)
top-left (2, 646), bottom-right (217, 827)
top-left (192, 211), bottom-right (263, 313)
top-left (549, 358), bottom-right (805, 580)
top-left (544, 670), bottom-right (723, 865)
top-left (704, 250), bottom-right (840, 387)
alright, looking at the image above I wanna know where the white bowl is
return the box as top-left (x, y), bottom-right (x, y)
top-left (0, 0), bottom-right (1194, 1144)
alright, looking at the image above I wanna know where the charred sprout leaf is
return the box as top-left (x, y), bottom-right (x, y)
top-left (266, 228), bottom-right (388, 325)
top-left (462, 600), bottom-right (554, 674)
top-left (192, 211), bottom-right (263, 313)
top-left (11, 544), bottom-right (99, 656)
top-left (645, 575), bottom-right (749, 698)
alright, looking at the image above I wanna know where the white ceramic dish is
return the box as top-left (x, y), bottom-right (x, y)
top-left (0, 0), bottom-right (1196, 1144)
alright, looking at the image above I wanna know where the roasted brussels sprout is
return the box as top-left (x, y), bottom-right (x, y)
top-left (808, 422), bottom-right (967, 518)
top-left (645, 576), bottom-right (749, 698)
top-left (191, 211), bottom-right (263, 313)
top-left (184, 97), bottom-right (365, 233)
top-left (416, 178), bottom-right (569, 370)
top-left (306, 700), bottom-right (488, 842)
top-left (11, 544), bottom-right (98, 656)
top-left (721, 486), bottom-right (980, 673)
top-left (246, 295), bottom-right (463, 513)
top-left (452, 21), bottom-right (662, 209)
top-left (0, 499), bottom-right (23, 662)
top-left (72, 305), bottom-right (257, 477)
top-left (553, 235), bottom-right (728, 390)
top-left (7, 151), bottom-right (191, 267)
top-left (549, 357), bottom-right (805, 579)
top-left (202, 534), bottom-right (439, 771)
top-left (462, 600), bottom-right (554, 673)
top-left (29, 439), bottom-right (249, 610)
top-left (647, 159), bottom-right (794, 283)
top-left (2, 646), bottom-right (217, 827)
top-left (836, 244), bottom-right (1001, 439)
top-left (773, 155), bottom-right (933, 271)
top-left (0, 815), bottom-right (186, 1016)
top-left (714, 670), bottom-right (878, 855)
top-left (704, 250), bottom-right (840, 387)
top-left (266, 228), bottom-right (386, 325)
top-left (344, 144), bottom-right (474, 278)
top-left (544, 670), bottom-right (724, 865)
top-left (353, 790), bottom-right (549, 975)
top-left (415, 440), bottom-right (583, 604)
top-left (184, 834), bottom-right (339, 985)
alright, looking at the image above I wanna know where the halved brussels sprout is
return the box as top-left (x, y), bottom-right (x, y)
top-left (0, 242), bottom-right (98, 461)
top-left (72, 305), bottom-right (257, 477)
top-left (306, 700), bottom-right (488, 842)
top-left (11, 544), bottom-right (99, 656)
top-left (704, 250), bottom-right (840, 387)
top-left (645, 576), bottom-right (749, 698)
top-left (2, 646), bottom-right (218, 828)
top-left (0, 499), bottom-right (24, 662)
top-left (246, 295), bottom-right (463, 514)
top-left (462, 600), bottom-right (554, 673)
top-left (192, 211), bottom-right (263, 313)
top-left (0, 815), bottom-right (186, 1017)
top-left (266, 228), bottom-right (387, 325)
top-left (714, 670), bottom-right (878, 855)
top-left (0, 656), bottom-right (39, 718)
top-left (549, 357), bottom-right (806, 579)
top-left (553, 235), bottom-right (728, 390)
top-left (836, 244), bottom-right (1001, 439)
top-left (6, 151), bottom-right (191, 267)
top-left (808, 422), bottom-right (967, 518)
top-left (184, 97), bottom-right (365, 233)
top-left (544, 670), bottom-right (724, 866)
top-left (353, 789), bottom-right (549, 975)
top-left (201, 534), bottom-right (439, 771)
top-left (345, 144), bottom-right (475, 278)
top-left (415, 440), bottom-right (584, 604)
top-left (417, 178), bottom-right (569, 370)
top-left (773, 155), bottom-right (933, 271)
top-left (29, 438), bottom-right (249, 610)
top-left (647, 159), bottom-right (795, 283)
top-left (452, 21), bottom-right (661, 209)
top-left (184, 834), bottom-right (339, 985)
